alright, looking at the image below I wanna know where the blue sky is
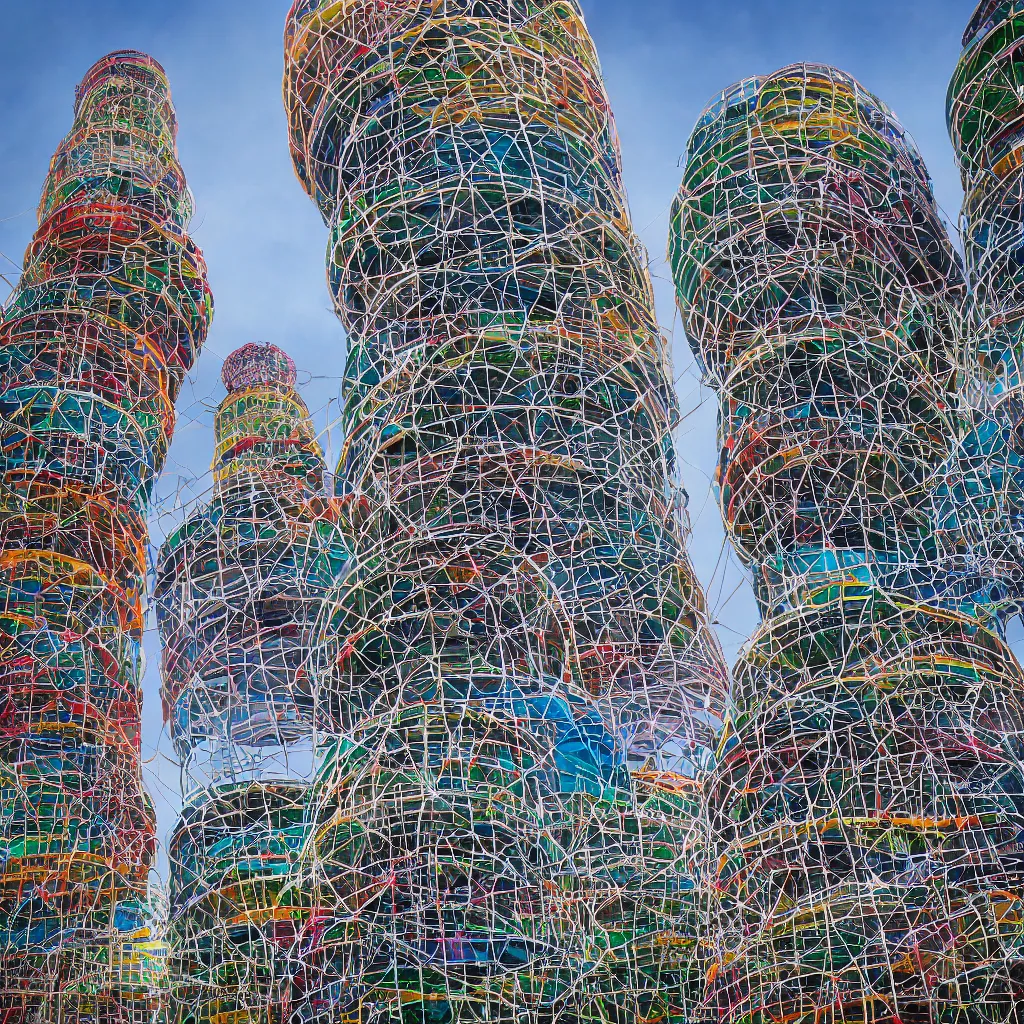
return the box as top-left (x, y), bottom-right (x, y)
top-left (0, 0), bottom-right (983, 863)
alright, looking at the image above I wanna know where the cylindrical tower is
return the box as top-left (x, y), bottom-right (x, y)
top-left (672, 65), bottom-right (1024, 1023)
top-left (947, 1), bottom-right (1024, 609)
top-left (284, 2), bottom-right (726, 1022)
top-left (0, 51), bottom-right (212, 1022)
top-left (155, 344), bottom-right (347, 1024)
top-left (949, 0), bottom-right (1024, 395)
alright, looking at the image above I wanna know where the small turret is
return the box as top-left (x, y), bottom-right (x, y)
top-left (156, 344), bottom-right (347, 1024)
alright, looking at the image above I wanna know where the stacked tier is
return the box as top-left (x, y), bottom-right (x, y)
top-left (0, 51), bottom-right (212, 1022)
top-left (167, 783), bottom-right (316, 1024)
top-left (155, 345), bottom-right (347, 1024)
top-left (950, 0), bottom-right (1024, 396)
top-left (671, 64), bottom-right (966, 609)
top-left (284, 2), bottom-right (726, 1021)
top-left (672, 65), bottom-right (1024, 1023)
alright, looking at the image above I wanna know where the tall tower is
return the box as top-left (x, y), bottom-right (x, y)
top-left (0, 52), bottom-right (212, 1020)
top-left (155, 344), bottom-right (347, 1024)
top-left (672, 66), bottom-right (1024, 1022)
top-left (947, 0), bottom-right (1024, 608)
top-left (283, 2), bottom-right (727, 1022)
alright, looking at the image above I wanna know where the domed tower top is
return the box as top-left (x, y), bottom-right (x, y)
top-left (74, 50), bottom-right (172, 114)
top-left (222, 342), bottom-right (298, 393)
top-left (40, 48), bottom-right (196, 230)
top-left (213, 343), bottom-right (325, 499)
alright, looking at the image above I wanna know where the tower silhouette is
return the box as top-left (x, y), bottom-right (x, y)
top-left (672, 62), bottom-right (1024, 1024)
top-left (0, 51), bottom-right (212, 1021)
top-left (156, 344), bottom-right (347, 1024)
top-left (283, 2), bottom-right (728, 1021)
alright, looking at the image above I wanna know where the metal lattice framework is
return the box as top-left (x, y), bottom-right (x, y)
top-left (281, 1), bottom-right (728, 1021)
top-left (20, 7), bottom-right (1024, 1024)
top-left (155, 343), bottom-right (347, 1024)
top-left (671, 48), bottom-right (1024, 1024)
top-left (0, 51), bottom-right (212, 1022)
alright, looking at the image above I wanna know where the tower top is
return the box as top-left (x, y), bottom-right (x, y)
top-left (221, 343), bottom-right (298, 393)
top-left (75, 50), bottom-right (170, 112)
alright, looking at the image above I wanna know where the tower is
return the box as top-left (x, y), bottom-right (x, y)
top-left (0, 51), bottom-right (212, 1020)
top-left (672, 65), bottom-right (1024, 1023)
top-left (155, 344), bottom-right (347, 1024)
top-left (947, 0), bottom-right (1024, 610)
top-left (283, 1), bottom-right (728, 1022)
